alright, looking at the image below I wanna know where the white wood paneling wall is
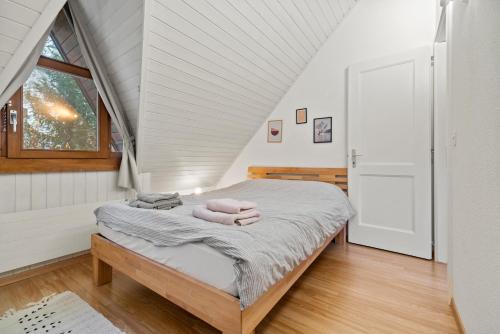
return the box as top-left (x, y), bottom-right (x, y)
top-left (139, 0), bottom-right (358, 192)
top-left (76, 0), bottom-right (144, 135)
top-left (0, 171), bottom-right (127, 214)
top-left (0, 171), bottom-right (127, 273)
top-left (0, 201), bottom-right (120, 273)
top-left (0, 0), bottom-right (50, 72)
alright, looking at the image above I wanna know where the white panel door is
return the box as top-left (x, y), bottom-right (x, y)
top-left (347, 47), bottom-right (433, 259)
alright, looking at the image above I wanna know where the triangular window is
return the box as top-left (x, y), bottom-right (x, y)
top-left (1, 8), bottom-right (122, 164)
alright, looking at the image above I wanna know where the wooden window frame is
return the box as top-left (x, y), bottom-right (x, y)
top-left (0, 56), bottom-right (121, 173)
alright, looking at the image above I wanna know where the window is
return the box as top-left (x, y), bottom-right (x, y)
top-left (6, 56), bottom-right (110, 159)
top-left (23, 65), bottom-right (98, 152)
top-left (0, 9), bottom-right (121, 172)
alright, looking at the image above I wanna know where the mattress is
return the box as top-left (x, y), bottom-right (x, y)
top-left (97, 222), bottom-right (238, 296)
top-left (96, 179), bottom-right (354, 307)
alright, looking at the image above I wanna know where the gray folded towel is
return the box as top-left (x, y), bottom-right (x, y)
top-left (129, 192), bottom-right (183, 210)
top-left (137, 192), bottom-right (180, 203)
top-left (129, 198), bottom-right (183, 210)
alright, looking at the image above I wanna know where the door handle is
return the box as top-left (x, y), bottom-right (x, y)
top-left (351, 149), bottom-right (363, 168)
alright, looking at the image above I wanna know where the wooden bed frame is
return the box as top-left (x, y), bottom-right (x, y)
top-left (91, 166), bottom-right (348, 334)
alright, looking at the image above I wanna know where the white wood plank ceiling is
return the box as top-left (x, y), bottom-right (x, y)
top-left (0, 0), bottom-right (50, 73)
top-left (139, 0), bottom-right (358, 191)
top-left (76, 0), bottom-right (144, 135)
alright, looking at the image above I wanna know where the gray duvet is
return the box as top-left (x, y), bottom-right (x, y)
top-left (94, 179), bottom-right (355, 309)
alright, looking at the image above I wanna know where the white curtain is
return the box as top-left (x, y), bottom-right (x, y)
top-left (68, 0), bottom-right (141, 191)
top-left (0, 25), bottom-right (52, 108)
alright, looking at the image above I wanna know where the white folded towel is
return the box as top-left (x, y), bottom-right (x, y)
top-left (206, 198), bottom-right (257, 214)
top-left (192, 205), bottom-right (262, 226)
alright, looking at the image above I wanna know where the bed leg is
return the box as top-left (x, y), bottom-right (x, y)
top-left (334, 227), bottom-right (346, 247)
top-left (93, 255), bottom-right (112, 286)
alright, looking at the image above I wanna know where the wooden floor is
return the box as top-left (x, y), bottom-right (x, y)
top-left (0, 243), bottom-right (459, 334)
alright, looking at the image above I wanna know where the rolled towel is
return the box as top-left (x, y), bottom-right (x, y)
top-left (206, 198), bottom-right (257, 214)
top-left (137, 192), bottom-right (179, 203)
top-left (193, 205), bottom-right (261, 225)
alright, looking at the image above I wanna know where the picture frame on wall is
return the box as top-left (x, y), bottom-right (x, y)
top-left (313, 117), bottom-right (332, 143)
top-left (296, 108), bottom-right (307, 124)
top-left (267, 120), bottom-right (283, 143)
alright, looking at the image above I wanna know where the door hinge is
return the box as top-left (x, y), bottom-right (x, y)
top-left (431, 55), bottom-right (435, 66)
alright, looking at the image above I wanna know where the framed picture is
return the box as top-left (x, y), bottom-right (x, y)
top-left (296, 108), bottom-right (307, 124)
top-left (267, 120), bottom-right (282, 143)
top-left (313, 117), bottom-right (332, 143)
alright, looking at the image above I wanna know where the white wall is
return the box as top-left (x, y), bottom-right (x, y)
top-left (218, 0), bottom-right (437, 187)
top-left (0, 172), bottom-right (126, 214)
top-left (0, 171), bottom-right (127, 273)
top-left (447, 1), bottom-right (500, 332)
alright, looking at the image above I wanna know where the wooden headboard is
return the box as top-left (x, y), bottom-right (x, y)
top-left (248, 166), bottom-right (348, 192)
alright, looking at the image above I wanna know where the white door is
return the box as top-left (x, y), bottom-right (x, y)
top-left (347, 47), bottom-right (433, 259)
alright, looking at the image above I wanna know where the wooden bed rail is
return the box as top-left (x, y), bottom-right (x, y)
top-left (248, 166), bottom-right (348, 192)
top-left (92, 226), bottom-right (346, 334)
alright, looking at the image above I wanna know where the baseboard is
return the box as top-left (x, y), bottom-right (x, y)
top-left (450, 297), bottom-right (466, 334)
top-left (0, 250), bottom-right (90, 287)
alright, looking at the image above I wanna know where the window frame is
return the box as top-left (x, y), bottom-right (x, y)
top-left (8, 56), bottom-right (110, 159)
top-left (0, 56), bottom-right (121, 173)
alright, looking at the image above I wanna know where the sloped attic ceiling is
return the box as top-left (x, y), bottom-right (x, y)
top-left (0, 0), bottom-right (65, 88)
top-left (75, 0), bottom-right (144, 135)
top-left (0, 0), bottom-right (50, 72)
top-left (139, 0), bottom-right (358, 192)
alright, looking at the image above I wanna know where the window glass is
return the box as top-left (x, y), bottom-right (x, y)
top-left (111, 123), bottom-right (123, 152)
top-left (40, 35), bottom-right (65, 61)
top-left (22, 66), bottom-right (99, 151)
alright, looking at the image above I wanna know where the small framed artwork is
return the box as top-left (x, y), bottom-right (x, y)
top-left (267, 120), bottom-right (282, 143)
top-left (296, 108), bottom-right (307, 124)
top-left (313, 117), bottom-right (332, 143)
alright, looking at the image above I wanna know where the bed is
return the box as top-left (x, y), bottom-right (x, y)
top-left (91, 166), bottom-right (351, 334)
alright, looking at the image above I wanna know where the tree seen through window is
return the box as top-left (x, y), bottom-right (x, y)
top-left (22, 36), bottom-right (98, 151)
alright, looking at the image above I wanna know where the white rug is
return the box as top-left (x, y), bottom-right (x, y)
top-left (0, 291), bottom-right (124, 334)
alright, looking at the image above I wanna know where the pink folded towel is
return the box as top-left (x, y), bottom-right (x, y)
top-left (236, 216), bottom-right (261, 226)
top-left (192, 205), bottom-right (262, 226)
top-left (206, 198), bottom-right (257, 214)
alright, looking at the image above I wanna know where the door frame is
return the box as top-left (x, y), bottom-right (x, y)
top-left (433, 42), bottom-right (449, 263)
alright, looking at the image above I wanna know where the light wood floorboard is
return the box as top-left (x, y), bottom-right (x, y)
top-left (0, 244), bottom-right (459, 333)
